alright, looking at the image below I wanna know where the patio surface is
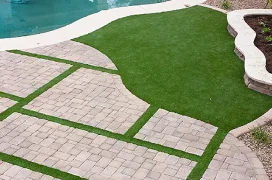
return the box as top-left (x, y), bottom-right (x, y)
top-left (0, 39), bottom-right (268, 180)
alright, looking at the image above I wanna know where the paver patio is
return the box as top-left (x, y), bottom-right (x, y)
top-left (0, 113), bottom-right (196, 180)
top-left (0, 40), bottom-right (268, 180)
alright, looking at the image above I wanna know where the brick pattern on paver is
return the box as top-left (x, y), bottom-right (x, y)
top-left (0, 113), bottom-right (196, 180)
top-left (135, 109), bottom-right (217, 156)
top-left (24, 40), bottom-right (117, 70)
top-left (0, 161), bottom-right (59, 180)
top-left (0, 52), bottom-right (71, 97)
top-left (24, 68), bottom-right (149, 134)
top-left (0, 98), bottom-right (16, 114)
top-left (201, 134), bottom-right (269, 180)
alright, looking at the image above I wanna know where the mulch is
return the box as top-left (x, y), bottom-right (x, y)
top-left (245, 15), bottom-right (272, 73)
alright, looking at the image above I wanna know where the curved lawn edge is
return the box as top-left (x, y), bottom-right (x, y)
top-left (74, 6), bottom-right (272, 131)
top-left (0, 0), bottom-right (205, 51)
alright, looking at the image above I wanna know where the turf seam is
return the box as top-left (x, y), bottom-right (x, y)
top-left (0, 152), bottom-right (85, 180)
top-left (187, 128), bottom-right (228, 180)
top-left (0, 66), bottom-right (80, 121)
top-left (124, 105), bottom-right (159, 137)
top-left (0, 91), bottom-right (24, 102)
top-left (8, 50), bottom-right (119, 75)
top-left (18, 108), bottom-right (200, 162)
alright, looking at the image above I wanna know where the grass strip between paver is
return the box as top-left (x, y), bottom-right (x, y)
top-left (0, 91), bottom-right (24, 102)
top-left (0, 152), bottom-right (85, 180)
top-left (8, 50), bottom-right (119, 75)
top-left (19, 108), bottom-right (200, 162)
top-left (124, 105), bottom-right (159, 137)
top-left (0, 66), bottom-right (80, 121)
top-left (1, 44), bottom-right (229, 178)
top-left (187, 128), bottom-right (228, 180)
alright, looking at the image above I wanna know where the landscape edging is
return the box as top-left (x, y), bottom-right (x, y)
top-left (229, 108), bottom-right (272, 137)
top-left (227, 109), bottom-right (272, 180)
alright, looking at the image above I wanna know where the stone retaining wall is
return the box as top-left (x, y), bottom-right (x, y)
top-left (227, 24), bottom-right (272, 96)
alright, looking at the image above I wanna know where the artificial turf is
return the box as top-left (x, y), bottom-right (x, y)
top-left (9, 50), bottom-right (119, 75)
top-left (75, 5), bottom-right (272, 132)
top-left (0, 152), bottom-right (85, 180)
top-left (124, 105), bottom-right (159, 137)
top-left (0, 91), bottom-right (23, 102)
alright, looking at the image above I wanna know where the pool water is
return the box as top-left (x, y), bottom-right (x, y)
top-left (0, 0), bottom-right (165, 38)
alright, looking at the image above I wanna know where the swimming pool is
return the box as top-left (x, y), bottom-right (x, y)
top-left (0, 0), bottom-right (165, 38)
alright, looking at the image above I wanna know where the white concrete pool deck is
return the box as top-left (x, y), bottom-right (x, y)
top-left (0, 0), bottom-right (204, 51)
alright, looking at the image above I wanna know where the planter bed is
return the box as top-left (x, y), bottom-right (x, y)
top-left (245, 15), bottom-right (272, 73)
top-left (227, 10), bottom-right (272, 96)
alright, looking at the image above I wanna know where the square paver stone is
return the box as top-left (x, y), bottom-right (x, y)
top-left (24, 40), bottom-right (117, 70)
top-left (0, 160), bottom-right (59, 180)
top-left (0, 113), bottom-right (196, 180)
top-left (0, 51), bottom-right (71, 97)
top-left (135, 109), bottom-right (218, 156)
top-left (0, 97), bottom-right (16, 113)
top-left (24, 68), bottom-right (149, 134)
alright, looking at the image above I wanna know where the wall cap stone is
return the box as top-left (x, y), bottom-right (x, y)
top-left (228, 9), bottom-right (272, 86)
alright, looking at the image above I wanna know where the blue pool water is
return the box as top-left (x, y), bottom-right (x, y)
top-left (0, 0), bottom-right (165, 38)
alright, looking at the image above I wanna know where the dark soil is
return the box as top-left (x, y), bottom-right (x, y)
top-left (245, 15), bottom-right (272, 73)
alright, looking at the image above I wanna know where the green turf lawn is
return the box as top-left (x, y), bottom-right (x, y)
top-left (75, 5), bottom-right (272, 132)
